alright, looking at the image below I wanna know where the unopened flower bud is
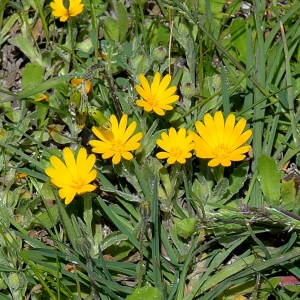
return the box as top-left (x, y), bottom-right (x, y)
top-left (153, 46), bottom-right (167, 62)
top-left (181, 82), bottom-right (196, 98)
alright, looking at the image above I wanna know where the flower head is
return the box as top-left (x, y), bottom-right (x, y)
top-left (156, 127), bottom-right (195, 164)
top-left (193, 111), bottom-right (252, 167)
top-left (50, 0), bottom-right (84, 22)
top-left (90, 114), bottom-right (143, 164)
top-left (135, 72), bottom-right (179, 116)
top-left (71, 78), bottom-right (92, 94)
top-left (45, 147), bottom-right (97, 204)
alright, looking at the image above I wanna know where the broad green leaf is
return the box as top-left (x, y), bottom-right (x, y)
top-left (8, 35), bottom-right (42, 62)
top-left (0, 13), bottom-right (18, 38)
top-left (169, 225), bottom-right (190, 255)
top-left (257, 154), bottom-right (281, 205)
top-left (17, 75), bottom-right (72, 99)
top-left (191, 179), bottom-right (209, 202)
top-left (221, 162), bottom-right (249, 204)
top-left (281, 178), bottom-right (296, 210)
top-left (126, 286), bottom-right (162, 300)
top-left (117, 2), bottom-right (129, 42)
top-left (33, 205), bottom-right (59, 229)
top-left (229, 18), bottom-right (247, 64)
top-left (176, 218), bottom-right (198, 239)
top-left (210, 178), bottom-right (229, 203)
top-left (104, 17), bottom-right (119, 41)
top-left (22, 61), bottom-right (44, 89)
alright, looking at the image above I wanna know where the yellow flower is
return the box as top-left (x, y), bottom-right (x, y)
top-left (71, 78), bottom-right (92, 94)
top-left (45, 147), bottom-right (97, 205)
top-left (156, 127), bottom-right (194, 164)
top-left (90, 114), bottom-right (143, 164)
top-left (135, 72), bottom-right (179, 116)
top-left (50, 0), bottom-right (84, 22)
top-left (193, 111), bottom-right (252, 167)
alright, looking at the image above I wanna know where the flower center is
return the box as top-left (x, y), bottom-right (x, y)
top-left (213, 143), bottom-right (230, 159)
top-left (112, 139), bottom-right (124, 153)
top-left (71, 178), bottom-right (84, 190)
top-left (148, 95), bottom-right (159, 107)
top-left (170, 147), bottom-right (182, 158)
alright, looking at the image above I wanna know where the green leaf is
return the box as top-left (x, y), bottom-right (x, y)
top-left (229, 18), bottom-right (247, 64)
top-left (221, 162), bottom-right (249, 204)
top-left (126, 286), bottom-right (162, 300)
top-left (104, 17), bottom-right (119, 41)
top-left (257, 154), bottom-right (281, 205)
top-left (281, 178), bottom-right (296, 210)
top-left (210, 178), bottom-right (229, 203)
top-left (8, 35), bottom-right (42, 62)
top-left (176, 218), bottom-right (198, 239)
top-left (33, 205), bottom-right (59, 229)
top-left (22, 61), bottom-right (44, 89)
top-left (117, 2), bottom-right (129, 42)
top-left (191, 178), bottom-right (209, 202)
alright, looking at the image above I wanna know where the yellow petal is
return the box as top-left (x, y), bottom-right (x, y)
top-left (81, 153), bottom-right (96, 181)
top-left (136, 85), bottom-right (150, 100)
top-left (214, 111), bottom-right (225, 144)
top-left (63, 147), bottom-right (78, 179)
top-left (139, 73), bottom-right (151, 96)
top-left (112, 152), bottom-right (121, 164)
top-left (156, 152), bottom-right (170, 159)
top-left (158, 86), bottom-right (178, 101)
top-left (227, 117), bottom-right (247, 148)
top-left (150, 72), bottom-right (161, 95)
top-left (208, 158), bottom-right (222, 167)
top-left (223, 114), bottom-right (235, 146)
top-left (195, 121), bottom-right (216, 149)
top-left (203, 113), bottom-right (219, 148)
top-left (220, 159), bottom-right (232, 167)
top-left (118, 114), bottom-right (128, 138)
top-left (110, 114), bottom-right (119, 139)
top-left (156, 74), bottom-right (172, 95)
top-left (167, 156), bottom-right (176, 164)
top-left (76, 147), bottom-right (87, 177)
top-left (83, 169), bottom-right (97, 185)
top-left (121, 151), bottom-right (133, 161)
top-left (153, 107), bottom-right (165, 115)
top-left (59, 187), bottom-right (76, 205)
top-left (124, 133), bottom-right (143, 151)
top-left (229, 129), bottom-right (252, 151)
top-left (102, 150), bottom-right (115, 159)
top-left (122, 119), bottom-right (137, 143)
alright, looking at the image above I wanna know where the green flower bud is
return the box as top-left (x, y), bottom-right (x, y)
top-left (212, 74), bottom-right (222, 90)
top-left (89, 107), bottom-right (111, 130)
top-left (70, 91), bottom-right (81, 109)
top-left (153, 46), bottom-right (167, 62)
top-left (181, 82), bottom-right (196, 98)
top-left (76, 110), bottom-right (87, 129)
top-left (9, 273), bottom-right (20, 289)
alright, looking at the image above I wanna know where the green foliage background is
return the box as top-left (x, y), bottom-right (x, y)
top-left (1, 0), bottom-right (300, 299)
